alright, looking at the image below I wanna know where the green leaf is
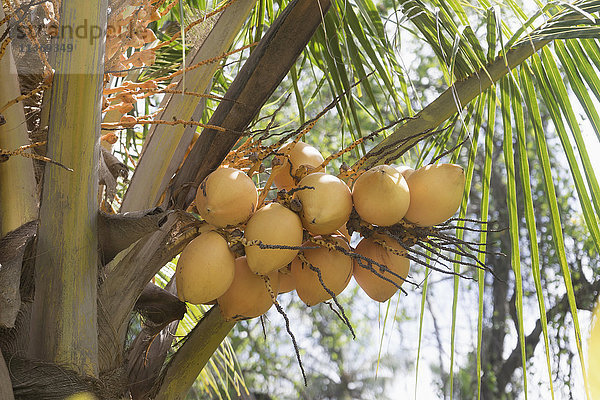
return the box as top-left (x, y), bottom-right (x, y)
top-left (486, 7), bottom-right (498, 61)
top-left (448, 93), bottom-right (486, 399)
top-left (536, 47), bottom-right (600, 251)
top-left (344, 4), bottom-right (405, 115)
top-left (522, 60), bottom-right (590, 397)
top-left (508, 73), bottom-right (555, 399)
top-left (414, 269), bottom-right (429, 400)
top-left (499, 76), bottom-right (528, 399)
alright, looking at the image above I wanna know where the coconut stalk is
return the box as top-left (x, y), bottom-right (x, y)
top-left (120, 0), bottom-right (259, 213)
top-left (0, 7), bottom-right (38, 238)
top-left (29, 0), bottom-right (107, 376)
top-left (360, 37), bottom-right (550, 167)
top-left (153, 307), bottom-right (235, 400)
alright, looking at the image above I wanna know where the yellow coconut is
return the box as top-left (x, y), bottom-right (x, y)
top-left (291, 236), bottom-right (352, 306)
top-left (176, 231), bottom-right (235, 304)
top-left (195, 167), bottom-right (258, 228)
top-left (351, 165), bottom-right (410, 226)
top-left (295, 172), bottom-right (353, 235)
top-left (244, 202), bottom-right (304, 275)
top-left (404, 163), bottom-right (465, 226)
top-left (272, 142), bottom-right (325, 190)
top-left (352, 236), bottom-right (410, 302)
top-left (217, 256), bottom-right (280, 321)
top-left (278, 265), bottom-right (296, 294)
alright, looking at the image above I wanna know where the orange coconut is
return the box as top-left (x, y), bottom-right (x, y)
top-left (195, 167), bottom-right (258, 228)
top-left (272, 142), bottom-right (325, 190)
top-left (217, 256), bottom-right (280, 321)
top-left (404, 163), bottom-right (465, 226)
top-left (352, 236), bottom-right (410, 302)
top-left (278, 265), bottom-right (296, 294)
top-left (291, 236), bottom-right (352, 306)
top-left (295, 172), bottom-right (353, 235)
top-left (397, 165), bottom-right (415, 180)
top-left (175, 231), bottom-right (235, 304)
top-left (351, 165), bottom-right (410, 226)
top-left (244, 202), bottom-right (304, 275)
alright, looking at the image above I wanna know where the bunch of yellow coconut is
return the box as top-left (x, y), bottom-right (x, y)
top-left (175, 142), bottom-right (465, 321)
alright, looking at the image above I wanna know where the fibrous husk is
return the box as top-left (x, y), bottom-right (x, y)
top-left (6, 355), bottom-right (108, 400)
top-left (99, 147), bottom-right (128, 205)
top-left (0, 221), bottom-right (37, 328)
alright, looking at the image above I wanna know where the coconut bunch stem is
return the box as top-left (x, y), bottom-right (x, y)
top-left (298, 253), bottom-right (355, 339)
top-left (0, 141), bottom-right (73, 171)
top-left (347, 212), bottom-right (504, 281)
top-left (309, 236), bottom-right (414, 294)
top-left (339, 126), bottom-right (451, 182)
top-left (309, 236), bottom-right (414, 290)
top-left (315, 116), bottom-right (417, 175)
top-left (263, 276), bottom-right (307, 386)
top-left (222, 98), bottom-right (291, 169)
top-left (428, 136), bottom-right (470, 165)
top-left (229, 236), bottom-right (319, 252)
top-left (224, 74), bottom-right (374, 184)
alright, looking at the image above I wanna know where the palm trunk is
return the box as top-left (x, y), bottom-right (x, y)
top-left (0, 350), bottom-right (14, 400)
top-left (29, 0), bottom-right (106, 376)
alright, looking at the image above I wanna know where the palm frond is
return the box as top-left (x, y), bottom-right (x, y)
top-left (156, 263), bottom-right (248, 399)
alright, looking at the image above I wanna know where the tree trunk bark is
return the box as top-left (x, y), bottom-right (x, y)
top-left (29, 0), bottom-right (107, 376)
top-left (480, 162), bottom-right (513, 399)
top-left (0, 349), bottom-right (14, 400)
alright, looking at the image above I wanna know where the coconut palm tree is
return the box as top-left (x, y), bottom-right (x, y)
top-left (0, 0), bottom-right (599, 399)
